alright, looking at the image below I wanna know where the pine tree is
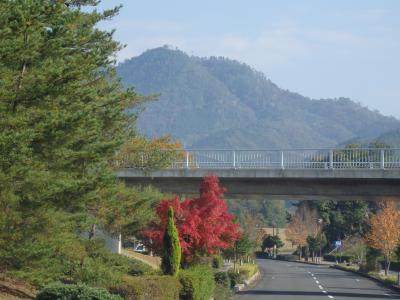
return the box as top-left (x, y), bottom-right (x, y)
top-left (161, 207), bottom-right (181, 276)
top-left (0, 0), bottom-right (140, 268)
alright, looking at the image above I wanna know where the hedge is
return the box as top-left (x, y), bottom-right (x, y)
top-left (179, 265), bottom-right (215, 300)
top-left (238, 264), bottom-right (258, 279)
top-left (227, 271), bottom-right (241, 288)
top-left (255, 251), bottom-right (269, 259)
top-left (36, 282), bottom-right (122, 300)
top-left (214, 272), bottom-right (230, 288)
top-left (276, 254), bottom-right (298, 261)
top-left (110, 275), bottom-right (181, 300)
top-left (379, 260), bottom-right (400, 271)
top-left (323, 254), bottom-right (354, 263)
top-left (212, 256), bottom-right (224, 269)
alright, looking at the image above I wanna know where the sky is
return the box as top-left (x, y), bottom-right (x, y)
top-left (96, 0), bottom-right (400, 118)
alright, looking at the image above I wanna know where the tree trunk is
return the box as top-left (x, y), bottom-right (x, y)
top-left (385, 256), bottom-right (390, 276)
top-left (88, 224), bottom-right (96, 240)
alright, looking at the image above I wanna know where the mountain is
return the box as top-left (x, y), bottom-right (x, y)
top-left (343, 129), bottom-right (400, 148)
top-left (117, 46), bottom-right (400, 149)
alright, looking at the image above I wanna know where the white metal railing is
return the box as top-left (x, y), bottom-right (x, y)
top-left (118, 149), bottom-right (400, 170)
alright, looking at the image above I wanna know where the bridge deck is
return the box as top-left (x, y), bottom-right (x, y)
top-left (118, 168), bottom-right (400, 201)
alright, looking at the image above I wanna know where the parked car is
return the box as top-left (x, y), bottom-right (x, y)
top-left (133, 243), bottom-right (147, 253)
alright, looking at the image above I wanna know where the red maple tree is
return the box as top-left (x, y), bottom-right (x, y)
top-left (143, 175), bottom-right (241, 261)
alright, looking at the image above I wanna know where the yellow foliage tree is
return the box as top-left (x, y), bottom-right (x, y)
top-left (365, 206), bottom-right (400, 275)
top-left (115, 135), bottom-right (183, 171)
top-left (286, 214), bottom-right (308, 254)
top-left (286, 202), bottom-right (320, 260)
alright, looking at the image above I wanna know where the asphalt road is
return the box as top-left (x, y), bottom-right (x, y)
top-left (236, 259), bottom-right (400, 300)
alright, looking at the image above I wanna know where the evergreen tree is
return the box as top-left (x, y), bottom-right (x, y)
top-left (0, 0), bottom-right (139, 269)
top-left (161, 207), bottom-right (181, 276)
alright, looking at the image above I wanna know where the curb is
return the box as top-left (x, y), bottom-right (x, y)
top-left (331, 265), bottom-right (400, 293)
top-left (234, 270), bottom-right (262, 292)
top-left (272, 257), bottom-right (333, 267)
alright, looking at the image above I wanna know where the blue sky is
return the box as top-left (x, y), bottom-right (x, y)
top-left (96, 0), bottom-right (400, 118)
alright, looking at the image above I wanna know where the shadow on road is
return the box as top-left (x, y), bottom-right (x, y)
top-left (237, 290), bottom-right (400, 299)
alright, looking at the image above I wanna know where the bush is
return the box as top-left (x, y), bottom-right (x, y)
top-left (11, 241), bottom-right (156, 288)
top-left (213, 283), bottom-right (232, 300)
top-left (238, 264), bottom-right (258, 279)
top-left (255, 251), bottom-right (269, 259)
top-left (214, 271), bottom-right (230, 287)
top-left (36, 282), bottom-right (122, 300)
top-left (110, 275), bottom-right (180, 300)
top-left (179, 265), bottom-right (215, 300)
top-left (323, 254), bottom-right (354, 263)
top-left (227, 271), bottom-right (241, 288)
top-left (161, 207), bottom-right (181, 276)
top-left (379, 260), bottom-right (400, 271)
top-left (212, 256), bottom-right (224, 269)
top-left (277, 254), bottom-right (298, 261)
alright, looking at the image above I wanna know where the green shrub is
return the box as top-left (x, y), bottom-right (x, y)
top-left (227, 271), bottom-right (241, 288)
top-left (179, 265), bottom-right (215, 300)
top-left (277, 254), bottom-right (298, 261)
top-left (323, 254), bottom-right (354, 263)
top-left (11, 241), bottom-right (155, 288)
top-left (214, 271), bottom-right (230, 287)
top-left (212, 256), bottom-right (224, 269)
top-left (237, 264), bottom-right (258, 279)
top-left (213, 283), bottom-right (232, 300)
top-left (255, 251), bottom-right (268, 259)
top-left (110, 275), bottom-right (180, 300)
top-left (379, 260), bottom-right (400, 271)
top-left (161, 207), bottom-right (182, 276)
top-left (88, 245), bottom-right (155, 277)
top-left (36, 282), bottom-right (122, 300)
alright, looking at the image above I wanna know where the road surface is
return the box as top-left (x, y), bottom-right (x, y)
top-left (237, 259), bottom-right (400, 300)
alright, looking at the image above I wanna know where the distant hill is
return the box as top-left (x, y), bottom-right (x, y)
top-left (343, 129), bottom-right (400, 148)
top-left (117, 46), bottom-right (400, 149)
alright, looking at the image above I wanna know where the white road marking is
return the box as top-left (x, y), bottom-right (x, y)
top-left (308, 271), bottom-right (311, 274)
top-left (318, 285), bottom-right (323, 290)
top-left (328, 296), bottom-right (334, 299)
top-left (311, 273), bottom-right (314, 276)
top-left (316, 280), bottom-right (319, 284)
top-left (355, 279), bottom-right (360, 282)
top-left (313, 277), bottom-right (317, 280)
top-left (322, 291), bottom-right (327, 294)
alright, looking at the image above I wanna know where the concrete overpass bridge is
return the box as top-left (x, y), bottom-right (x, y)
top-left (117, 148), bottom-right (400, 200)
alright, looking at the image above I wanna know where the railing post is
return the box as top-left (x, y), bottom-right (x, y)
top-left (380, 149), bottom-right (385, 169)
top-left (329, 150), bottom-right (334, 169)
top-left (233, 150), bottom-right (236, 169)
top-left (280, 151), bottom-right (284, 169)
top-left (185, 151), bottom-right (189, 169)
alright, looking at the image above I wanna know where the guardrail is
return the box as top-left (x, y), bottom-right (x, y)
top-left (117, 149), bottom-right (400, 170)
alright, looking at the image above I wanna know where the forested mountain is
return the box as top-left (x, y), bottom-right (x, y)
top-left (343, 129), bottom-right (400, 148)
top-left (117, 46), bottom-right (400, 148)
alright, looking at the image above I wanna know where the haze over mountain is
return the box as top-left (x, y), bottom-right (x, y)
top-left (117, 46), bottom-right (400, 149)
top-left (343, 129), bottom-right (400, 149)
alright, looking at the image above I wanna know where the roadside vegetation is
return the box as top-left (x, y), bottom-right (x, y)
top-left (0, 1), bottom-right (258, 299)
top-left (282, 198), bottom-right (400, 287)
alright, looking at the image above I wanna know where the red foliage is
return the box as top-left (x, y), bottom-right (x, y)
top-left (143, 175), bottom-right (241, 261)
